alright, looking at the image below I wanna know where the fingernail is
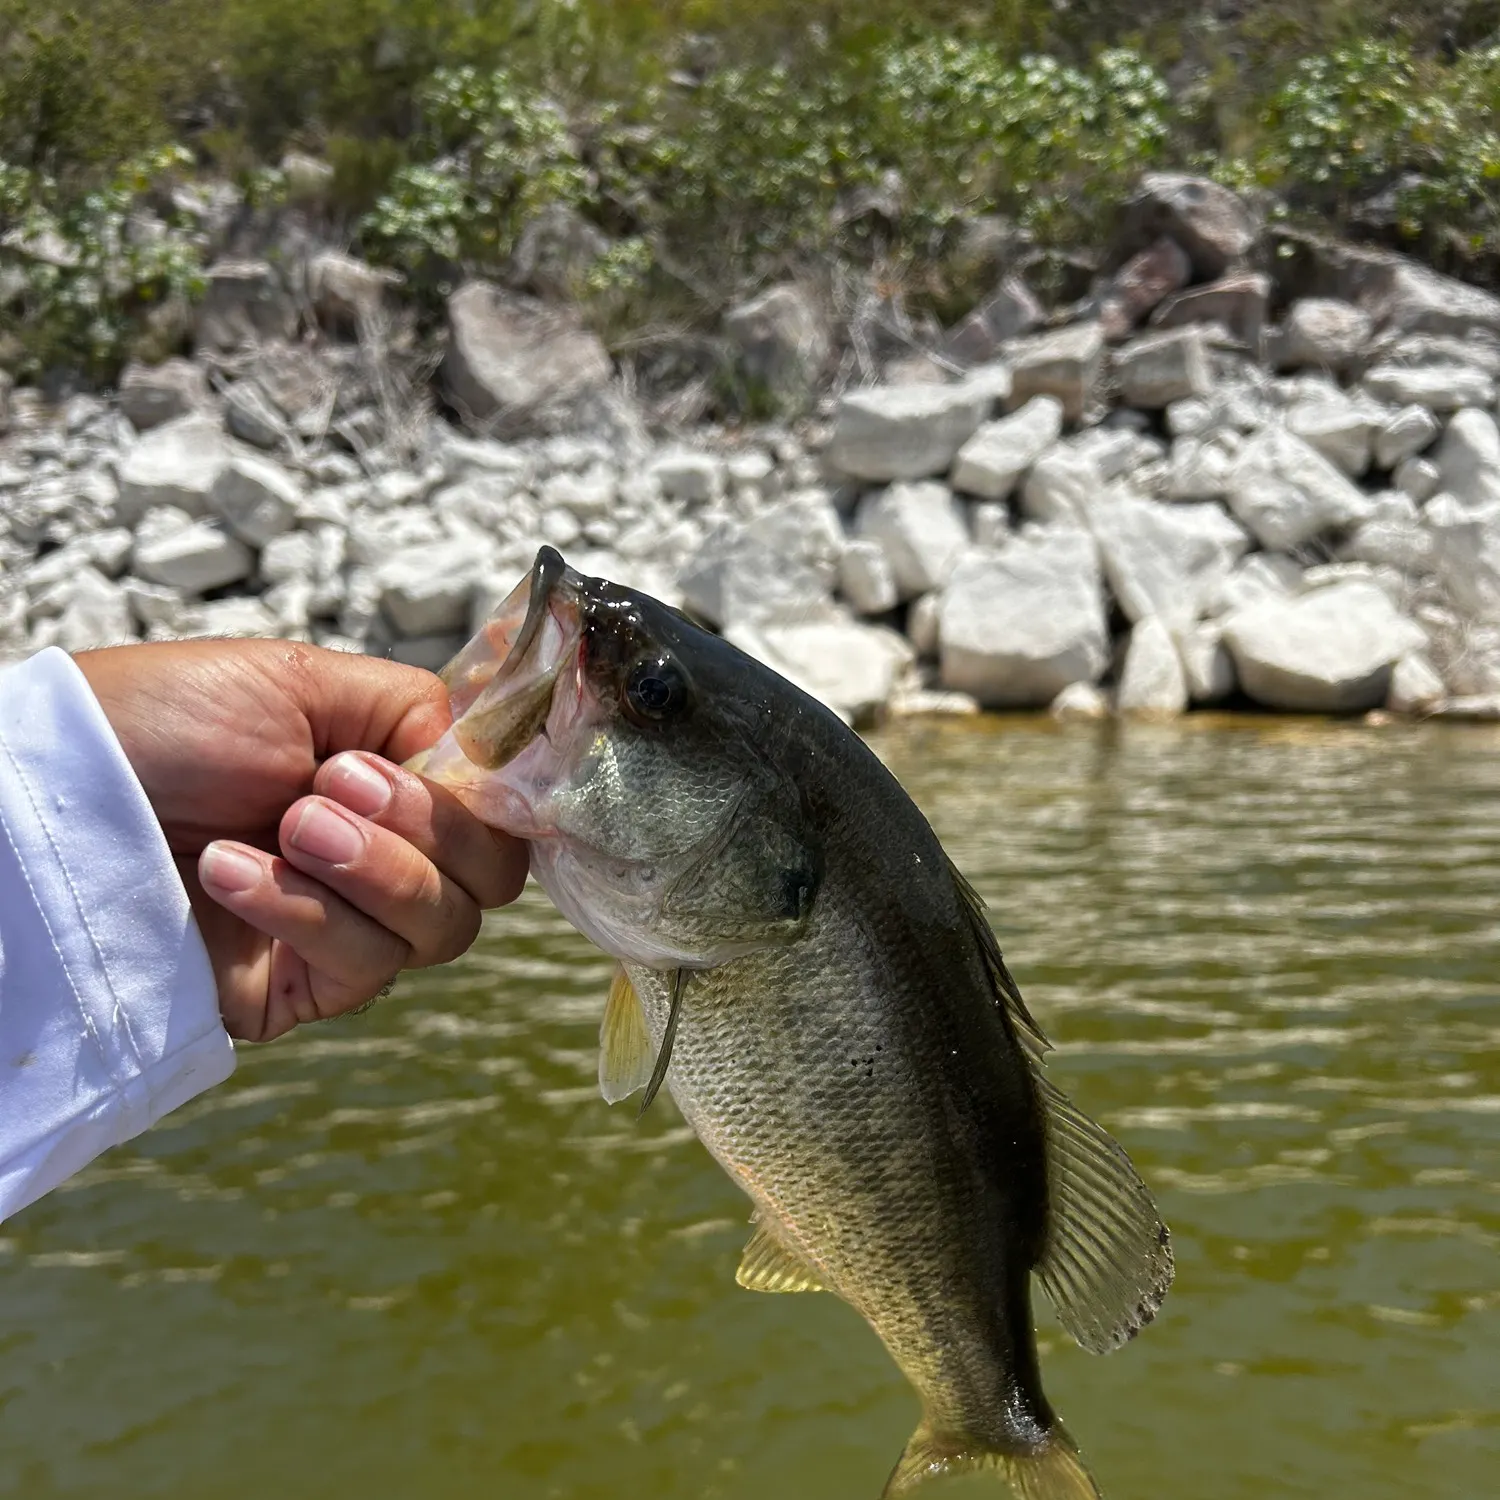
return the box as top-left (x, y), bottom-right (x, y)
top-left (325, 753), bottom-right (392, 818)
top-left (289, 801), bottom-right (365, 866)
top-left (201, 843), bottom-right (263, 894)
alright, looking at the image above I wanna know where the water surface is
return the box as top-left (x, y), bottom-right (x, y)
top-left (2, 717), bottom-right (1496, 1499)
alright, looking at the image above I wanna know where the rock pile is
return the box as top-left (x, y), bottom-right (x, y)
top-left (7, 173), bottom-right (1500, 726)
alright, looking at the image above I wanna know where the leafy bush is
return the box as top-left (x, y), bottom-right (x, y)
top-left (360, 67), bottom-right (588, 290)
top-left (0, 147), bottom-right (204, 377)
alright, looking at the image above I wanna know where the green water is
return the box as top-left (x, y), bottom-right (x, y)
top-left (2, 718), bottom-right (1497, 1500)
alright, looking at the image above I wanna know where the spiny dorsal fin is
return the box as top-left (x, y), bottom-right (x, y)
top-left (598, 967), bottom-right (653, 1105)
top-left (884, 1420), bottom-right (1101, 1498)
top-left (947, 858), bottom-right (1050, 1060)
top-left (948, 858), bottom-right (1174, 1354)
top-left (1033, 1073), bottom-right (1174, 1354)
top-left (736, 1217), bottom-right (824, 1294)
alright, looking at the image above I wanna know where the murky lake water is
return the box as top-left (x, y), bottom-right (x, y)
top-left (2, 717), bottom-right (1496, 1499)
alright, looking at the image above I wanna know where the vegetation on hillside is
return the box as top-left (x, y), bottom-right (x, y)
top-left (4, 1), bottom-right (1500, 379)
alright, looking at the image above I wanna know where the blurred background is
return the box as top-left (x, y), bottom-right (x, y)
top-left (2, 5), bottom-right (1500, 1498)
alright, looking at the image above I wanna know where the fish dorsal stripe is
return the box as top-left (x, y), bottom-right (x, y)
top-left (736, 1217), bottom-right (824, 1294)
top-left (598, 967), bottom-right (654, 1104)
top-left (948, 859), bottom-right (1174, 1355)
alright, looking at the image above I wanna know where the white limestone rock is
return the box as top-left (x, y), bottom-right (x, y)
top-left (949, 396), bottom-right (1064, 500)
top-left (855, 481), bottom-right (970, 599)
top-left (838, 540), bottom-right (899, 615)
top-left (1003, 322), bottom-right (1103, 422)
top-left (377, 538), bottom-right (496, 637)
top-left (1020, 446), bottom-right (1101, 525)
top-left (1286, 397), bottom-right (1377, 477)
top-left (131, 513), bottom-right (254, 594)
top-left (907, 592), bottom-right (941, 658)
top-left (678, 533), bottom-right (833, 630)
top-left (1222, 581), bottom-right (1427, 712)
top-left (827, 379), bottom-right (998, 482)
top-left (1088, 493), bottom-right (1251, 632)
top-left (649, 449), bottom-right (726, 504)
top-left (1374, 405), bottom-right (1439, 468)
top-left (1116, 616), bottom-right (1188, 717)
top-left (115, 415), bottom-right (229, 525)
top-left (730, 619), bottom-right (913, 725)
top-left (209, 453), bottom-right (301, 547)
top-left (1049, 681), bottom-right (1111, 722)
top-left (1362, 363), bottom-right (1494, 412)
top-left (1226, 426), bottom-right (1372, 549)
top-left (1434, 408), bottom-right (1500, 509)
top-left (938, 529), bottom-right (1109, 707)
top-left (1395, 457), bottom-right (1441, 503)
top-left (1278, 298), bottom-right (1373, 373)
top-left (1386, 653), bottom-right (1445, 714)
top-left (1113, 326), bottom-right (1212, 409)
top-left (1180, 621), bottom-right (1237, 704)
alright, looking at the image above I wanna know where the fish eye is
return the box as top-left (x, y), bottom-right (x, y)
top-left (625, 655), bottom-right (689, 723)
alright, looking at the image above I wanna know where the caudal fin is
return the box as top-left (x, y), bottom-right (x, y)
top-left (883, 1421), bottom-right (1101, 1500)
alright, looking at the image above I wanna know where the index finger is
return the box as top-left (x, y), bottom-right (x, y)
top-left (313, 750), bottom-right (529, 911)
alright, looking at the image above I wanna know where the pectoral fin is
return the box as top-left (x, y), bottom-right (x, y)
top-left (736, 1217), bottom-right (824, 1294)
top-left (599, 968), bottom-right (653, 1105)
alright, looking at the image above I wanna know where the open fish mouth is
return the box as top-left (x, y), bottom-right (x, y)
top-left (445, 546), bottom-right (584, 773)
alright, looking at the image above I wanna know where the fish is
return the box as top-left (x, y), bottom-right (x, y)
top-left (408, 546), bottom-right (1173, 1499)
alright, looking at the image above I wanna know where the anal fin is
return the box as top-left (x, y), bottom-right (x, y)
top-left (598, 967), bottom-right (653, 1105)
top-left (736, 1217), bottom-right (824, 1294)
top-left (884, 1421), bottom-right (1100, 1499)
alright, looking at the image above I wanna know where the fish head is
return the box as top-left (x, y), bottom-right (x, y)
top-left (412, 547), bottom-right (823, 969)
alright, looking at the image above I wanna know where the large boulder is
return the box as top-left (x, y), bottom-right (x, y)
top-left (728, 619), bottom-right (912, 725)
top-left (1277, 298), bottom-right (1373, 373)
top-left (938, 529), bottom-right (1109, 706)
top-left (1117, 616), bottom-right (1188, 718)
top-left (1222, 581), bottom-right (1426, 712)
top-left (1151, 272), bottom-right (1270, 349)
top-left (1425, 495), bottom-right (1500, 624)
top-left (1374, 405), bottom-right (1440, 468)
top-left (131, 511), bottom-right (254, 594)
top-left (115, 415), bottom-right (229, 525)
top-left (950, 397), bottom-right (1064, 500)
top-left (826, 378), bottom-right (998, 482)
top-left (1119, 174), bottom-right (1258, 280)
top-left (1087, 493), bottom-right (1251, 633)
top-left (856, 481), bottom-right (970, 599)
top-left (943, 276), bottom-right (1045, 366)
top-left (1364, 259), bottom-right (1500, 340)
top-left (1226, 426), bottom-right (1372, 549)
top-left (377, 538), bottom-right (497, 637)
top-left (208, 454), bottom-right (301, 547)
top-left (1434, 409), bottom-right (1500, 510)
top-left (118, 359), bottom-right (206, 431)
top-left (1286, 395), bottom-right (1378, 478)
top-left (1362, 362), bottom-right (1494, 412)
top-left (678, 533), bottom-right (834, 630)
top-left (195, 260), bottom-right (297, 352)
top-left (1095, 237), bottom-right (1191, 340)
top-left (1112, 326), bottom-right (1212, 408)
top-left (442, 282), bottom-right (612, 431)
top-left (1003, 322), bottom-right (1103, 422)
top-left (723, 283), bottom-right (830, 413)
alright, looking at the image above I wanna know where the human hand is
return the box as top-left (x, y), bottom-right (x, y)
top-left (74, 640), bottom-right (528, 1041)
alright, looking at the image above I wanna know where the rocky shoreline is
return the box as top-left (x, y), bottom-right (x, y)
top-left (6, 172), bottom-right (1500, 727)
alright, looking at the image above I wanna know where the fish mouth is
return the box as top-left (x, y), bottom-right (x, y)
top-left (449, 546), bottom-right (584, 772)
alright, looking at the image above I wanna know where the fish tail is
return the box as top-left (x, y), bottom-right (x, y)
top-left (883, 1419), bottom-right (1102, 1500)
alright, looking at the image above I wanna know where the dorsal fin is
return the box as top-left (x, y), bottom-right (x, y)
top-left (598, 967), bottom-right (653, 1104)
top-left (948, 857), bottom-right (1050, 1059)
top-left (736, 1216), bottom-right (824, 1294)
top-left (949, 858), bottom-right (1174, 1354)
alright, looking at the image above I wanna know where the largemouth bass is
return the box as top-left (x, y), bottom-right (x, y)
top-left (409, 546), bottom-right (1173, 1498)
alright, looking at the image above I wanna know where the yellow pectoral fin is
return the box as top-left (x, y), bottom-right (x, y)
top-left (736, 1218), bottom-right (824, 1294)
top-left (598, 968), bottom-right (653, 1105)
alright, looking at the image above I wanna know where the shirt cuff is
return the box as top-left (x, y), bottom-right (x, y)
top-left (0, 647), bottom-right (235, 1222)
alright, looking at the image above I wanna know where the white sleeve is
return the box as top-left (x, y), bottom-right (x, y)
top-left (0, 647), bottom-right (236, 1222)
